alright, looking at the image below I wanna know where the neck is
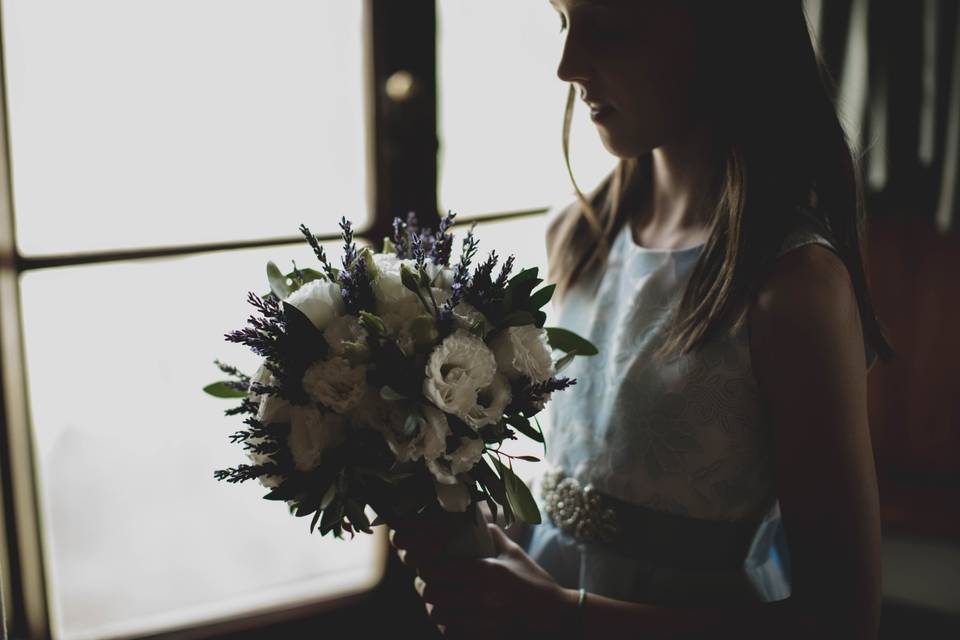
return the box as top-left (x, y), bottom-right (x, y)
top-left (640, 124), bottom-right (722, 237)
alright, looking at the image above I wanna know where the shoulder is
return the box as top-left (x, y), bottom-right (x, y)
top-left (748, 242), bottom-right (867, 385)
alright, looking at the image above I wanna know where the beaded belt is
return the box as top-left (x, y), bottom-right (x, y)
top-left (538, 468), bottom-right (759, 571)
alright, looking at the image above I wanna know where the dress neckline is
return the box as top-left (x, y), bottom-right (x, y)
top-left (619, 221), bottom-right (706, 256)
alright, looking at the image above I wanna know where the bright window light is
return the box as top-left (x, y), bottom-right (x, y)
top-left (2, 0), bottom-right (368, 255)
top-left (437, 0), bottom-right (616, 217)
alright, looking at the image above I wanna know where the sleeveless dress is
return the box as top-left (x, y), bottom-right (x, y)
top-left (521, 206), bottom-right (877, 606)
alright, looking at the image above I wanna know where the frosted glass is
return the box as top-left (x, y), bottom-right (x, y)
top-left (438, 1), bottom-right (616, 217)
top-left (3, 0), bottom-right (368, 255)
top-left (19, 243), bottom-right (384, 640)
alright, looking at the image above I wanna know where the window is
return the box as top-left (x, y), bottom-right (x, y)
top-left (437, 0), bottom-right (614, 216)
top-left (1, 2), bottom-right (380, 639)
top-left (1, 2), bottom-right (617, 638)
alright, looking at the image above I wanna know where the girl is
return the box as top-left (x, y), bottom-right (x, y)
top-left (390, 0), bottom-right (892, 637)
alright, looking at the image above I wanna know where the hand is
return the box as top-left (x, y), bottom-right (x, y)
top-left (387, 509), bottom-right (470, 570)
top-left (413, 523), bottom-right (577, 640)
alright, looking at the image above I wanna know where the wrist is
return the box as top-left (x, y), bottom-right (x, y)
top-left (552, 586), bottom-right (584, 640)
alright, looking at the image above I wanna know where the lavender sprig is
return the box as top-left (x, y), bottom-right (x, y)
top-left (339, 254), bottom-right (375, 315)
top-left (465, 250), bottom-right (499, 308)
top-left (430, 211), bottom-right (457, 266)
top-left (339, 216), bottom-right (357, 271)
top-left (214, 359), bottom-right (250, 383)
top-left (298, 224), bottom-right (338, 281)
top-left (494, 254), bottom-right (516, 290)
top-left (411, 231), bottom-right (426, 270)
top-left (392, 217), bottom-right (409, 258)
top-left (438, 223), bottom-right (479, 335)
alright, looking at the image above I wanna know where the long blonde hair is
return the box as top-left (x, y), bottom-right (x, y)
top-left (547, 0), bottom-right (893, 363)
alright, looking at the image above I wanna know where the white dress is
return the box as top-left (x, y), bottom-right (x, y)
top-left (522, 206), bottom-right (877, 606)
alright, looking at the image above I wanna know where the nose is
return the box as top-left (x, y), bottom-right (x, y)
top-left (556, 31), bottom-right (590, 85)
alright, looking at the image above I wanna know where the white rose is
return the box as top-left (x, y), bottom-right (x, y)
top-left (464, 373), bottom-right (512, 429)
top-left (284, 279), bottom-right (344, 331)
top-left (427, 435), bottom-right (485, 485)
top-left (423, 330), bottom-right (497, 420)
top-left (435, 480), bottom-right (471, 513)
top-left (287, 405), bottom-right (348, 472)
top-left (489, 325), bottom-right (556, 383)
top-left (322, 315), bottom-right (367, 356)
top-left (302, 357), bottom-right (367, 413)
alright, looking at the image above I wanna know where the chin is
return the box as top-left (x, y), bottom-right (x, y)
top-left (597, 128), bottom-right (657, 159)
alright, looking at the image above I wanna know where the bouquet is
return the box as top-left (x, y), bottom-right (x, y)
top-left (206, 213), bottom-right (597, 556)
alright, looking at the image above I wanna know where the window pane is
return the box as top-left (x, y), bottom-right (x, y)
top-left (438, 1), bottom-right (616, 217)
top-left (19, 245), bottom-right (384, 640)
top-left (3, 0), bottom-right (367, 255)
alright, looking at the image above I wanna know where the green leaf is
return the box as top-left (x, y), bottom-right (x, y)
top-left (514, 455), bottom-right (541, 462)
top-left (319, 483), bottom-right (338, 510)
top-left (534, 417), bottom-right (547, 456)
top-left (342, 341), bottom-right (372, 366)
top-left (310, 507), bottom-right (323, 533)
top-left (507, 414), bottom-right (544, 443)
top-left (403, 412), bottom-right (421, 436)
top-left (267, 261), bottom-right (292, 299)
top-left (203, 381), bottom-right (247, 398)
top-left (358, 311), bottom-right (388, 336)
top-left (492, 458), bottom-right (541, 525)
top-left (545, 327), bottom-right (599, 356)
top-left (529, 284), bottom-right (556, 310)
top-left (501, 311), bottom-right (536, 327)
top-left (508, 267), bottom-right (540, 288)
top-left (319, 501), bottom-right (342, 535)
top-left (345, 499), bottom-right (371, 534)
top-left (380, 385), bottom-right (407, 401)
top-left (400, 264), bottom-right (423, 294)
top-left (382, 237), bottom-right (398, 254)
top-left (554, 351), bottom-right (577, 373)
top-left (287, 267), bottom-right (325, 287)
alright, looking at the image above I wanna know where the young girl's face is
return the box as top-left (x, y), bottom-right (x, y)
top-left (550, 0), bottom-right (704, 157)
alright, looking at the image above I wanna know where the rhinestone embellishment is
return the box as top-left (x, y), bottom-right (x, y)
top-left (540, 469), bottom-right (618, 544)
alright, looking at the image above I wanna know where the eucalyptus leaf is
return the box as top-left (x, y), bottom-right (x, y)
top-left (529, 284), bottom-right (556, 310)
top-left (501, 311), bottom-right (536, 327)
top-left (554, 351), bottom-right (577, 373)
top-left (203, 381), bottom-right (247, 399)
top-left (403, 412), bottom-right (421, 436)
top-left (380, 385), bottom-right (408, 401)
top-left (507, 414), bottom-right (544, 443)
top-left (492, 459), bottom-right (541, 525)
top-left (266, 261), bottom-right (292, 299)
top-left (545, 327), bottom-right (599, 356)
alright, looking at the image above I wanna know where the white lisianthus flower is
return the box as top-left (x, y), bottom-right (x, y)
top-left (302, 356), bottom-right (367, 413)
top-left (489, 325), bottom-right (556, 383)
top-left (423, 329), bottom-right (497, 420)
top-left (435, 480), bottom-right (471, 513)
top-left (425, 262), bottom-right (456, 290)
top-left (427, 435), bottom-right (485, 485)
top-left (370, 254), bottom-right (420, 307)
top-left (284, 279), bottom-right (344, 331)
top-left (249, 363), bottom-right (291, 426)
top-left (464, 373), bottom-right (512, 429)
top-left (432, 289), bottom-right (490, 334)
top-left (350, 392), bottom-right (448, 463)
top-left (322, 315), bottom-right (367, 356)
top-left (287, 405), bottom-right (348, 472)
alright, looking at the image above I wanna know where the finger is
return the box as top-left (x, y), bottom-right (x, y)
top-left (486, 523), bottom-right (519, 555)
top-left (414, 577), bottom-right (477, 609)
top-left (417, 558), bottom-right (491, 584)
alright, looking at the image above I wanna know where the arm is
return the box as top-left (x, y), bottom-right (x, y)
top-left (554, 244), bottom-right (881, 638)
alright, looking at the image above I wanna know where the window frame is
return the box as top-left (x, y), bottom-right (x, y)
top-left (0, 1), bottom-right (547, 638)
